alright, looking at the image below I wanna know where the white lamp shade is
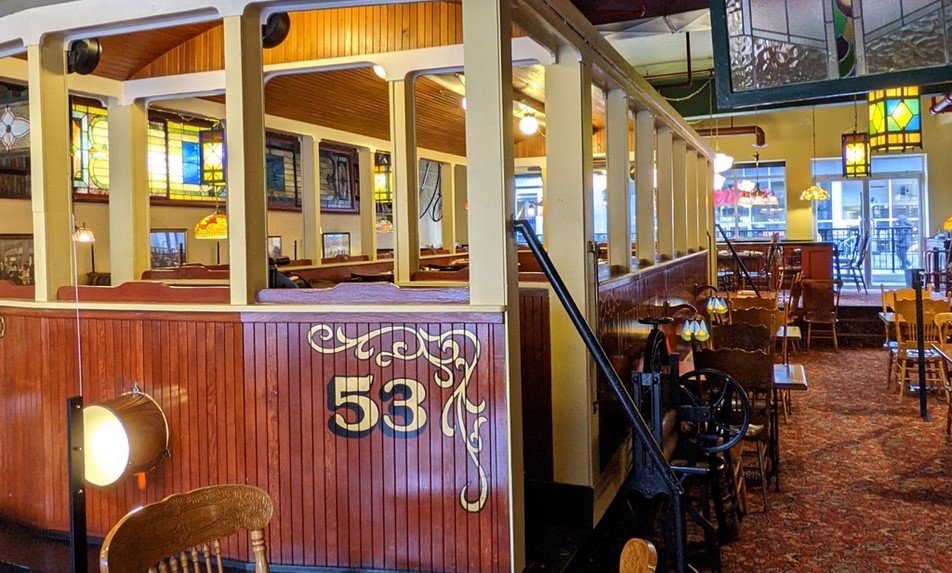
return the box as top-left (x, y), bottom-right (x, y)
top-left (519, 114), bottom-right (539, 135)
top-left (713, 173), bottom-right (726, 189)
top-left (713, 152), bottom-right (734, 174)
top-left (72, 224), bottom-right (95, 243)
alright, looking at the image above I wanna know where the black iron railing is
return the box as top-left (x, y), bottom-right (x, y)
top-left (512, 219), bottom-right (688, 572)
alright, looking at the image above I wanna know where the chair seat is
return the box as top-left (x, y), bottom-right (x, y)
top-left (804, 311), bottom-right (836, 322)
top-left (777, 325), bottom-right (801, 339)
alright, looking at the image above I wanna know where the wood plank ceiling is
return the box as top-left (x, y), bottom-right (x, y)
top-left (53, 2), bottom-right (612, 158)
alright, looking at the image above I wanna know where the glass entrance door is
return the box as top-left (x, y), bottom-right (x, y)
top-left (815, 156), bottom-right (925, 286)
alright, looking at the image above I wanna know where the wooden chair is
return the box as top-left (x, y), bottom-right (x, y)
top-left (893, 298), bottom-right (950, 402)
top-left (843, 231), bottom-right (870, 294)
top-left (618, 538), bottom-right (658, 573)
top-left (694, 347), bottom-right (774, 512)
top-left (100, 484), bottom-right (273, 573)
top-left (801, 279), bottom-right (841, 351)
top-left (711, 323), bottom-right (772, 355)
top-left (727, 292), bottom-right (778, 323)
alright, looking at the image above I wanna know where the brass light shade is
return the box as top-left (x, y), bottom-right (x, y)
top-left (83, 391), bottom-right (169, 487)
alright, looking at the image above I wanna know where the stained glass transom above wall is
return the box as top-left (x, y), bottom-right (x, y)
top-left (70, 101), bottom-right (302, 207)
top-left (723, 0), bottom-right (952, 93)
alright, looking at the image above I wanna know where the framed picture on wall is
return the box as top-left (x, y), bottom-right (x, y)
top-left (0, 234), bottom-right (34, 285)
top-left (150, 229), bottom-right (186, 268)
top-left (268, 235), bottom-right (282, 259)
top-left (322, 232), bottom-right (351, 258)
top-left (318, 143), bottom-right (359, 213)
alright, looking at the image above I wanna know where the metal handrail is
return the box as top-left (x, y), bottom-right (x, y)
top-left (512, 219), bottom-right (687, 572)
top-left (715, 223), bottom-right (761, 296)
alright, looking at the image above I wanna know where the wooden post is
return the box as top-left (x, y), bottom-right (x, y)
top-left (606, 88), bottom-right (631, 272)
top-left (300, 136), bottom-right (323, 263)
top-left (672, 139), bottom-right (688, 257)
top-left (107, 99), bottom-right (151, 283)
top-left (389, 78), bottom-right (420, 283)
top-left (656, 126), bottom-right (674, 261)
top-left (685, 149), bottom-right (699, 254)
top-left (635, 110), bottom-right (656, 266)
top-left (358, 146), bottom-right (376, 259)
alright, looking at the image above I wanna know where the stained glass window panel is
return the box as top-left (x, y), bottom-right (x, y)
top-left (70, 100), bottom-right (109, 196)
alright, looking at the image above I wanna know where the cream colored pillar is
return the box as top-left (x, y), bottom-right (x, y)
top-left (655, 127), bottom-right (674, 261)
top-left (672, 139), bottom-right (688, 257)
top-left (358, 146), bottom-right (376, 259)
top-left (28, 35), bottom-right (72, 301)
top-left (544, 45), bottom-right (595, 488)
top-left (634, 110), bottom-right (656, 266)
top-left (453, 164), bottom-right (469, 246)
top-left (389, 78), bottom-right (420, 283)
top-left (701, 157), bottom-right (712, 251)
top-left (107, 99), bottom-right (151, 284)
top-left (605, 88), bottom-right (631, 273)
top-left (685, 149), bottom-right (699, 253)
top-left (223, 9), bottom-right (268, 304)
top-left (462, 1), bottom-right (523, 570)
top-left (300, 136), bottom-right (322, 264)
top-left (440, 163), bottom-right (457, 253)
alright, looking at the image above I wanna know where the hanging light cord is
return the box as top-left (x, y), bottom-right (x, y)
top-left (811, 107), bottom-right (817, 185)
top-left (69, 213), bottom-right (85, 397)
top-left (852, 94), bottom-right (859, 133)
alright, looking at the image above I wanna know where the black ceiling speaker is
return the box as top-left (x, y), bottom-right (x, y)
top-left (262, 12), bottom-right (291, 49)
top-left (67, 38), bottom-right (101, 75)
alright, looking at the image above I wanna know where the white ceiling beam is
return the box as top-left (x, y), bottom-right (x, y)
top-left (122, 36), bottom-right (553, 104)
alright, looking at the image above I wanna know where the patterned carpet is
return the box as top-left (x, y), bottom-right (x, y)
top-left (721, 348), bottom-right (952, 572)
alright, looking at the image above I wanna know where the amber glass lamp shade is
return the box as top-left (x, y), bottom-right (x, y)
top-left (194, 210), bottom-right (228, 240)
top-left (841, 132), bottom-right (871, 178)
top-left (83, 391), bottom-right (169, 487)
top-left (868, 87), bottom-right (922, 153)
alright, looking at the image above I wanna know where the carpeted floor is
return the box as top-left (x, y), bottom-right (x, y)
top-left (721, 348), bottom-right (952, 572)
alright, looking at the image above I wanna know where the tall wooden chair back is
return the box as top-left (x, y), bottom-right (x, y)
top-left (730, 306), bottom-right (778, 330)
top-left (729, 292), bottom-right (778, 312)
top-left (100, 484), bottom-right (273, 573)
top-left (935, 312), bottom-right (952, 343)
top-left (801, 279), bottom-right (840, 318)
top-left (695, 347), bottom-right (774, 397)
top-left (894, 297), bottom-right (948, 345)
top-left (711, 323), bottom-right (773, 354)
top-left (619, 538), bottom-right (658, 573)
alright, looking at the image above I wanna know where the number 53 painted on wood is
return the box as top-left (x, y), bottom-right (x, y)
top-left (327, 375), bottom-right (428, 438)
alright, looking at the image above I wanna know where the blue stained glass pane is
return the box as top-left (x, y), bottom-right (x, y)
top-left (266, 155), bottom-right (285, 190)
top-left (182, 141), bottom-right (201, 185)
top-left (907, 115), bottom-right (921, 131)
top-left (886, 100), bottom-right (900, 115)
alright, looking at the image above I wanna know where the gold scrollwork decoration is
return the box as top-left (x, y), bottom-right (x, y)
top-left (308, 324), bottom-right (488, 513)
top-left (0, 315), bottom-right (5, 338)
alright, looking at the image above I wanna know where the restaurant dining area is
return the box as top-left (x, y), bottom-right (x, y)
top-left (2, 1), bottom-right (952, 572)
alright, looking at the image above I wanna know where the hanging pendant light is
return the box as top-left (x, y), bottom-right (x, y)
top-left (72, 222), bottom-right (96, 243)
top-left (842, 96), bottom-right (871, 177)
top-left (801, 107), bottom-right (830, 202)
top-left (868, 86), bottom-right (922, 153)
top-left (194, 208), bottom-right (228, 240)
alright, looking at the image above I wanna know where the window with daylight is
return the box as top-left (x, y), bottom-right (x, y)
top-left (70, 102), bottom-right (302, 207)
top-left (714, 161), bottom-right (787, 240)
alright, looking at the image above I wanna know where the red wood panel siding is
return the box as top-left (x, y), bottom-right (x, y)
top-left (595, 253), bottom-right (709, 467)
top-left (517, 288), bottom-right (552, 480)
top-left (0, 307), bottom-right (510, 572)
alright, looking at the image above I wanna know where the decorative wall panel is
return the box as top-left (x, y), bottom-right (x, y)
top-left (0, 307), bottom-right (511, 572)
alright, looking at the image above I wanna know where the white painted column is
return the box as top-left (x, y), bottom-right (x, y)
top-left (28, 34), bottom-right (72, 301)
top-left (634, 110), bottom-right (656, 266)
top-left (685, 149), bottom-right (699, 253)
top-left (358, 146), bottom-right (376, 259)
top-left (544, 45), bottom-right (596, 488)
top-left (300, 136), bottom-right (322, 263)
top-left (440, 162), bottom-right (457, 253)
top-left (462, 1), bottom-right (523, 570)
top-left (672, 139), bottom-right (688, 257)
top-left (700, 156), bottom-right (712, 251)
top-left (453, 164), bottom-right (468, 246)
top-left (107, 99), bottom-right (151, 284)
top-left (605, 88), bottom-right (631, 273)
top-left (389, 78), bottom-right (420, 283)
top-left (223, 9), bottom-right (268, 304)
top-left (655, 126), bottom-right (674, 261)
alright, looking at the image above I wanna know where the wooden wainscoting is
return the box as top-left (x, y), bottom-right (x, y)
top-left (0, 306), bottom-right (511, 572)
top-left (595, 252), bottom-right (709, 468)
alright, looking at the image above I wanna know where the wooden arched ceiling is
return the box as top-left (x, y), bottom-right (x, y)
top-left (132, 3), bottom-right (467, 80)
